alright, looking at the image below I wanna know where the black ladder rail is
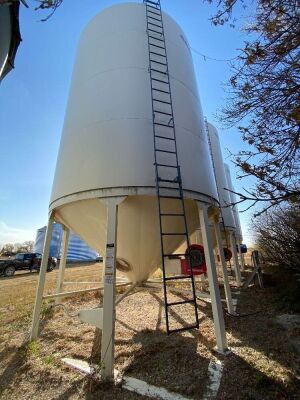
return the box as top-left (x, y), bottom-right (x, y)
top-left (144, 0), bottom-right (199, 335)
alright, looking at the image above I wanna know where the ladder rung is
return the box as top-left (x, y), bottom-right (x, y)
top-left (158, 178), bottom-right (180, 183)
top-left (150, 59), bottom-right (167, 67)
top-left (162, 232), bottom-right (186, 235)
top-left (148, 21), bottom-right (163, 29)
top-left (154, 122), bottom-right (174, 128)
top-left (147, 15), bottom-right (162, 22)
top-left (168, 325), bottom-right (199, 334)
top-left (154, 110), bottom-right (172, 116)
top-left (155, 163), bottom-right (178, 168)
top-left (150, 50), bottom-right (166, 57)
top-left (164, 275), bottom-right (192, 281)
top-left (148, 28), bottom-right (164, 35)
top-left (151, 77), bottom-right (169, 84)
top-left (160, 213), bottom-right (184, 217)
top-left (156, 148), bottom-right (176, 154)
top-left (147, 8), bottom-right (161, 15)
top-left (154, 135), bottom-right (175, 141)
top-left (153, 98), bottom-right (171, 105)
top-left (148, 35), bottom-right (164, 42)
top-left (149, 43), bottom-right (166, 50)
top-left (150, 68), bottom-right (167, 74)
top-left (163, 253), bottom-right (186, 257)
top-left (146, 3), bottom-right (160, 12)
top-left (145, 0), bottom-right (160, 7)
top-left (152, 87), bottom-right (170, 93)
top-left (167, 299), bottom-right (195, 307)
top-left (159, 196), bottom-right (182, 201)
top-left (145, 0), bottom-right (160, 5)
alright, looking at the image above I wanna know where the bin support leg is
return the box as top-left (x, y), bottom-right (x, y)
top-left (214, 220), bottom-right (235, 315)
top-left (198, 204), bottom-right (228, 353)
top-left (237, 238), bottom-right (245, 272)
top-left (30, 214), bottom-right (54, 341)
top-left (230, 232), bottom-right (242, 287)
top-left (55, 227), bottom-right (69, 305)
top-left (100, 197), bottom-right (125, 380)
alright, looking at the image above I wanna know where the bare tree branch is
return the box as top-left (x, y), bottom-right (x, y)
top-left (208, 0), bottom-right (300, 215)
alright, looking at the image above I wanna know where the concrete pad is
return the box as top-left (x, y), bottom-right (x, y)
top-left (63, 356), bottom-right (224, 399)
top-left (202, 358), bottom-right (223, 400)
top-left (63, 357), bottom-right (93, 374)
top-left (123, 376), bottom-right (191, 400)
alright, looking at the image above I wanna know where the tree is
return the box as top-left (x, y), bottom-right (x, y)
top-left (206, 0), bottom-right (300, 214)
top-left (23, 240), bottom-right (34, 252)
top-left (253, 204), bottom-right (300, 271)
top-left (12, 241), bottom-right (34, 252)
top-left (1, 243), bottom-right (14, 253)
top-left (13, 242), bottom-right (23, 252)
top-left (0, 0), bottom-right (63, 21)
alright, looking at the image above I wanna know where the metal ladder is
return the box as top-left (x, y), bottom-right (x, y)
top-left (144, 0), bottom-right (199, 334)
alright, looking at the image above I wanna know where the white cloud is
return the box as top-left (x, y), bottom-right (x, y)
top-left (0, 221), bottom-right (36, 246)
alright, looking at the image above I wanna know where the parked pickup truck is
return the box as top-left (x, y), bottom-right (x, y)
top-left (0, 253), bottom-right (57, 277)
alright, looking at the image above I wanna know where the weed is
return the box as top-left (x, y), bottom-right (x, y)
top-left (19, 340), bottom-right (40, 359)
top-left (43, 355), bottom-right (55, 365)
top-left (41, 300), bottom-right (54, 319)
top-left (28, 341), bottom-right (40, 357)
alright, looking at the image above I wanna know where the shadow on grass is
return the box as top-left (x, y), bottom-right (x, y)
top-left (219, 350), bottom-right (300, 400)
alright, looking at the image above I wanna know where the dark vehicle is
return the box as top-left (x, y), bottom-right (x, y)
top-left (0, 253), bottom-right (57, 277)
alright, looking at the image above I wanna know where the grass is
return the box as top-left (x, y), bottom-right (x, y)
top-left (274, 285), bottom-right (300, 313)
top-left (43, 355), bottom-right (55, 365)
top-left (41, 300), bottom-right (55, 319)
top-left (25, 341), bottom-right (40, 358)
top-left (263, 264), bottom-right (300, 313)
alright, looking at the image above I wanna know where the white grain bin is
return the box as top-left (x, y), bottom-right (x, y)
top-left (206, 123), bottom-right (235, 232)
top-left (224, 163), bottom-right (243, 240)
top-left (49, 3), bottom-right (218, 283)
top-left (207, 123), bottom-right (243, 287)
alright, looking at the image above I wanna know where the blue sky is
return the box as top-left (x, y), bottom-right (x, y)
top-left (0, 0), bottom-right (256, 245)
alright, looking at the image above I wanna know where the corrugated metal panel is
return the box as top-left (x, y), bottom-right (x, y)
top-left (34, 223), bottom-right (98, 261)
top-left (66, 231), bottom-right (98, 261)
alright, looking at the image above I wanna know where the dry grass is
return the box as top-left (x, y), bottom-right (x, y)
top-left (0, 264), bottom-right (299, 399)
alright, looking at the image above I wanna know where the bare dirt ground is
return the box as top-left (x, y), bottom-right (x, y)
top-left (0, 263), bottom-right (299, 399)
